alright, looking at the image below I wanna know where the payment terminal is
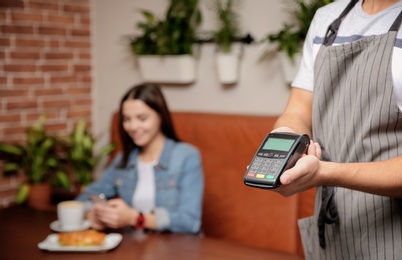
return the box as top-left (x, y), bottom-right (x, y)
top-left (244, 132), bottom-right (310, 189)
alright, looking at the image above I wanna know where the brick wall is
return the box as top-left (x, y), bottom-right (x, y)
top-left (0, 0), bottom-right (92, 208)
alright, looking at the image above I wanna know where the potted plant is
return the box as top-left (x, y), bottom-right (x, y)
top-left (211, 0), bottom-right (242, 85)
top-left (260, 0), bottom-right (334, 83)
top-left (130, 0), bottom-right (202, 84)
top-left (66, 119), bottom-right (115, 189)
top-left (0, 116), bottom-right (69, 210)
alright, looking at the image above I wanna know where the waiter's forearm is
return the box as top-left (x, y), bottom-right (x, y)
top-left (274, 113), bottom-right (312, 137)
top-left (321, 156), bottom-right (402, 197)
top-left (273, 87), bottom-right (313, 137)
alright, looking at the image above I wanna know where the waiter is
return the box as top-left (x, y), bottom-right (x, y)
top-left (272, 0), bottom-right (402, 259)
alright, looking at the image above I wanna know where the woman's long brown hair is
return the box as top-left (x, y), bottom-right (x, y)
top-left (118, 83), bottom-right (180, 168)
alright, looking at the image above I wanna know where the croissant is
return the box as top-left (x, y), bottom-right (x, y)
top-left (58, 229), bottom-right (106, 246)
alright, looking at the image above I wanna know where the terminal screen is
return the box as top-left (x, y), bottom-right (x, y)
top-left (262, 138), bottom-right (295, 152)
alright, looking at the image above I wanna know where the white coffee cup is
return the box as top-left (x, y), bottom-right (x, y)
top-left (57, 200), bottom-right (85, 231)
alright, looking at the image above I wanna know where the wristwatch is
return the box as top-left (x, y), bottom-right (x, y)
top-left (134, 212), bottom-right (145, 229)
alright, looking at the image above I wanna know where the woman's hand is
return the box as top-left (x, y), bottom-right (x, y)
top-left (93, 198), bottom-right (139, 229)
top-left (87, 210), bottom-right (107, 230)
top-left (275, 141), bottom-right (322, 197)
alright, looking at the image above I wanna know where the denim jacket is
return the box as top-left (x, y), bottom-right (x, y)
top-left (76, 138), bottom-right (204, 234)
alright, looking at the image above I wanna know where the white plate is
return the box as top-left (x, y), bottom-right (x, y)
top-left (38, 233), bottom-right (122, 252)
top-left (50, 220), bottom-right (91, 232)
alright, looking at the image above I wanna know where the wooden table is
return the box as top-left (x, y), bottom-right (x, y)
top-left (0, 206), bottom-right (304, 260)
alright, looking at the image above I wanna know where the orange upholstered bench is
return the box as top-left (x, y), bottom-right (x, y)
top-left (109, 111), bottom-right (315, 257)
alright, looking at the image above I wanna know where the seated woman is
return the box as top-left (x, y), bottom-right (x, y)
top-left (76, 83), bottom-right (204, 234)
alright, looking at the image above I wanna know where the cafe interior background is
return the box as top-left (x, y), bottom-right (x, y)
top-left (0, 0), bottom-right (300, 208)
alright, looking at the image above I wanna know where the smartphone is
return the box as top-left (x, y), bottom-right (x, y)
top-left (89, 193), bottom-right (107, 204)
top-left (244, 132), bottom-right (310, 189)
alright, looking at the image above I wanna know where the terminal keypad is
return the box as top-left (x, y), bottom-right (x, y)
top-left (247, 153), bottom-right (286, 180)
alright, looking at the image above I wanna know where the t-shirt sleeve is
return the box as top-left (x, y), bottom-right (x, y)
top-left (291, 13), bottom-right (318, 92)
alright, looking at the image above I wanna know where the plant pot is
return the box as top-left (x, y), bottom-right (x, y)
top-left (216, 52), bottom-right (240, 85)
top-left (136, 55), bottom-right (197, 84)
top-left (28, 183), bottom-right (52, 210)
top-left (277, 51), bottom-right (302, 84)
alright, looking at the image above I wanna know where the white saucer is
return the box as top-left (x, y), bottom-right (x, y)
top-left (50, 220), bottom-right (91, 232)
top-left (38, 233), bottom-right (122, 252)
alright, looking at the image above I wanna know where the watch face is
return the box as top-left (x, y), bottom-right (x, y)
top-left (134, 213), bottom-right (145, 229)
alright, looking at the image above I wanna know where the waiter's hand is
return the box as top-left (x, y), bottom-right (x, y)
top-left (275, 141), bottom-right (322, 197)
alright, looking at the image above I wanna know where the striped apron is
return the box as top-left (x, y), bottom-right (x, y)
top-left (298, 1), bottom-right (402, 259)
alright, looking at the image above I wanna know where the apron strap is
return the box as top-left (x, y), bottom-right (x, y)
top-left (316, 140), bottom-right (339, 249)
top-left (323, 0), bottom-right (359, 46)
top-left (318, 186), bottom-right (339, 248)
top-left (389, 10), bottom-right (402, 32)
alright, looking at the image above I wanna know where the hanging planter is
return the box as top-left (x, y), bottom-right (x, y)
top-left (128, 1), bottom-right (202, 84)
top-left (210, 0), bottom-right (243, 85)
top-left (259, 0), bottom-right (334, 84)
top-left (215, 51), bottom-right (241, 85)
top-left (137, 55), bottom-right (197, 84)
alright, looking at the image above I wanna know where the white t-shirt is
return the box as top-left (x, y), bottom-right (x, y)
top-left (132, 159), bottom-right (157, 213)
top-left (292, 0), bottom-right (402, 111)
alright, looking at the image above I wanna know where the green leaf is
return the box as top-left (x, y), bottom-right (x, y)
top-left (98, 144), bottom-right (116, 158)
top-left (211, 0), bottom-right (240, 53)
top-left (142, 10), bottom-right (156, 24)
top-left (73, 119), bottom-right (86, 143)
top-left (16, 184), bottom-right (30, 204)
top-left (0, 115), bottom-right (64, 185)
top-left (46, 157), bottom-right (58, 167)
top-left (55, 171), bottom-right (70, 189)
top-left (4, 163), bottom-right (20, 172)
top-left (0, 143), bottom-right (23, 155)
top-left (130, 0), bottom-right (201, 55)
top-left (261, 0), bottom-right (334, 60)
